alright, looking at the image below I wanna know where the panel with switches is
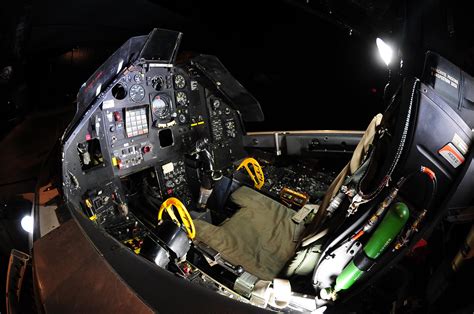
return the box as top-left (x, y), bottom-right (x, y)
top-left (157, 159), bottom-right (194, 208)
top-left (63, 55), bottom-right (247, 209)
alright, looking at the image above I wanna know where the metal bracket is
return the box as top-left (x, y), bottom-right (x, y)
top-left (274, 132), bottom-right (287, 156)
top-left (274, 133), bottom-right (282, 156)
top-left (6, 249), bottom-right (31, 314)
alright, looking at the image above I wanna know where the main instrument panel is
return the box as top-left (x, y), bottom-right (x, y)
top-left (103, 64), bottom-right (197, 176)
top-left (62, 57), bottom-right (247, 210)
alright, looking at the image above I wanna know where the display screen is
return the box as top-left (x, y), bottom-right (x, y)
top-left (125, 106), bottom-right (149, 137)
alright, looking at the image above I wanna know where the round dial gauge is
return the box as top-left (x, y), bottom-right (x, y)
top-left (174, 74), bottom-right (186, 89)
top-left (151, 95), bottom-right (171, 119)
top-left (129, 84), bottom-right (145, 102)
top-left (151, 76), bottom-right (164, 91)
top-left (176, 91), bottom-right (188, 106)
top-left (134, 73), bottom-right (143, 83)
top-left (178, 113), bottom-right (187, 124)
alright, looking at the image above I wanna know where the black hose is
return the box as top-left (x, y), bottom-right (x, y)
top-left (397, 166), bottom-right (437, 210)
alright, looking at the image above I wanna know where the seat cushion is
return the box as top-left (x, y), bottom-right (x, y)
top-left (194, 186), bottom-right (303, 280)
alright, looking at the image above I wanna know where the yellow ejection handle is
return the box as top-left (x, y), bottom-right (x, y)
top-left (158, 198), bottom-right (196, 239)
top-left (236, 157), bottom-right (265, 189)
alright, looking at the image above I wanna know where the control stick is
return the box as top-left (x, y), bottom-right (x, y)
top-left (191, 138), bottom-right (222, 209)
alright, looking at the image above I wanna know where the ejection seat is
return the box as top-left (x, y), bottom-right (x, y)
top-left (194, 114), bottom-right (383, 281)
top-left (194, 51), bottom-right (474, 283)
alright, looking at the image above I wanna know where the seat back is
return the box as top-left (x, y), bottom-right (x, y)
top-left (421, 51), bottom-right (474, 128)
top-left (289, 52), bottom-right (474, 280)
top-left (360, 53), bottom-right (473, 210)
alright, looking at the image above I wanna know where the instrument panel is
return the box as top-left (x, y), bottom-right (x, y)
top-left (62, 57), bottom-right (247, 209)
top-left (102, 63), bottom-right (191, 177)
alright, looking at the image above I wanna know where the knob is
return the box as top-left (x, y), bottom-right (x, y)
top-left (142, 145), bottom-right (152, 154)
top-left (152, 76), bottom-right (164, 90)
top-left (113, 111), bottom-right (122, 122)
top-left (212, 99), bottom-right (220, 110)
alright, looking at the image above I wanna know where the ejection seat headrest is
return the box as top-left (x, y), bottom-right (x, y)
top-left (421, 51), bottom-right (474, 128)
top-left (357, 51), bottom-right (473, 208)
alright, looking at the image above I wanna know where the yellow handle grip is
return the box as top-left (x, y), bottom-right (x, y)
top-left (236, 157), bottom-right (265, 190)
top-left (158, 198), bottom-right (196, 240)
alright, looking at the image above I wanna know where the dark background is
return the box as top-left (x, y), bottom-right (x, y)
top-left (2, 0), bottom-right (474, 132)
top-left (1, 0), bottom-right (474, 312)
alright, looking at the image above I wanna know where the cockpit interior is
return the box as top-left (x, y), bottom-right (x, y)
top-left (47, 28), bottom-right (474, 312)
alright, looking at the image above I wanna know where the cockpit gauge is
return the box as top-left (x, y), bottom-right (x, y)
top-left (174, 74), bottom-right (186, 89)
top-left (134, 74), bottom-right (143, 83)
top-left (151, 94), bottom-right (172, 120)
top-left (178, 113), bottom-right (187, 124)
top-left (176, 91), bottom-right (188, 106)
top-left (151, 76), bottom-right (164, 91)
top-left (130, 84), bottom-right (145, 102)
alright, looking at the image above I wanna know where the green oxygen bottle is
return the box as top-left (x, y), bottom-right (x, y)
top-left (334, 202), bottom-right (410, 293)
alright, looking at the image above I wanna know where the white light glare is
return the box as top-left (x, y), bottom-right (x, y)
top-left (376, 38), bottom-right (393, 66)
top-left (21, 215), bottom-right (33, 234)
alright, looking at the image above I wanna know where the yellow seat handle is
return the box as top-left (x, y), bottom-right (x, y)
top-left (236, 158), bottom-right (265, 190)
top-left (158, 198), bottom-right (196, 239)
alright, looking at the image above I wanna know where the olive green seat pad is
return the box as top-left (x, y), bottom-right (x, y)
top-left (194, 186), bottom-right (301, 280)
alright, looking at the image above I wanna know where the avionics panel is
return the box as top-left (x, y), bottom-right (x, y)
top-left (62, 57), bottom-right (248, 206)
top-left (102, 63), bottom-right (187, 178)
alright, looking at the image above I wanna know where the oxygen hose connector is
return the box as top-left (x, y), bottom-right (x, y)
top-left (326, 191), bottom-right (346, 217)
top-left (393, 165), bottom-right (437, 251)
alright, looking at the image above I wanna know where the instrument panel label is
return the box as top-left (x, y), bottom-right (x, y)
top-left (103, 99), bottom-right (115, 109)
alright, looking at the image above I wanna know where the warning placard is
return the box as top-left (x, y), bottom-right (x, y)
top-left (431, 67), bottom-right (459, 89)
top-left (439, 143), bottom-right (465, 168)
